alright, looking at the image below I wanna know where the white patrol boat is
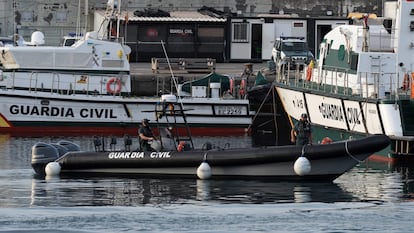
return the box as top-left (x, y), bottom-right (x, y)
top-left (0, 1), bottom-right (251, 136)
top-left (271, 0), bottom-right (414, 162)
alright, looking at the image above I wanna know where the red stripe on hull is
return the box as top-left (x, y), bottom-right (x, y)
top-left (367, 154), bottom-right (396, 163)
top-left (0, 126), bottom-right (251, 137)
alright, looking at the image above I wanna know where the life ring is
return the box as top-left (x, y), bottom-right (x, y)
top-left (321, 137), bottom-right (332, 144)
top-left (229, 78), bottom-right (235, 95)
top-left (168, 103), bottom-right (174, 115)
top-left (177, 141), bottom-right (186, 152)
top-left (306, 60), bottom-right (314, 81)
top-left (402, 73), bottom-right (410, 91)
top-left (411, 72), bottom-right (414, 99)
top-left (306, 67), bottom-right (312, 81)
top-left (106, 77), bottom-right (122, 94)
top-left (239, 79), bottom-right (246, 97)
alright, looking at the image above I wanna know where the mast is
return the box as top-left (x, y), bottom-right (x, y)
top-left (12, 0), bottom-right (16, 44)
top-left (106, 0), bottom-right (120, 39)
top-left (362, 14), bottom-right (369, 52)
top-left (76, 0), bottom-right (81, 37)
top-left (116, 0), bottom-right (121, 38)
top-left (84, 0), bottom-right (88, 35)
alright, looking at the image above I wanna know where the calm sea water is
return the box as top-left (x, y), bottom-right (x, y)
top-left (1, 134), bottom-right (414, 232)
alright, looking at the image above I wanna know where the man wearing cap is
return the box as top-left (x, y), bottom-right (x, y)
top-left (291, 113), bottom-right (312, 146)
top-left (139, 119), bottom-right (155, 151)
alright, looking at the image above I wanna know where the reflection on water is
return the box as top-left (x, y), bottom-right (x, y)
top-left (335, 161), bottom-right (414, 203)
top-left (2, 134), bottom-right (414, 208)
top-left (28, 177), bottom-right (356, 207)
top-left (24, 163), bottom-right (414, 207)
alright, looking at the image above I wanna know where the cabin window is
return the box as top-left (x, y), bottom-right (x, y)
top-left (350, 54), bottom-right (358, 70)
top-left (338, 45), bottom-right (345, 61)
top-left (232, 22), bottom-right (249, 43)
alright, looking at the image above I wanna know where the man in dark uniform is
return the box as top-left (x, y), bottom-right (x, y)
top-left (138, 118), bottom-right (154, 151)
top-left (291, 113), bottom-right (312, 145)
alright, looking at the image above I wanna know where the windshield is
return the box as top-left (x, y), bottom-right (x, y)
top-left (281, 42), bottom-right (306, 51)
top-left (0, 38), bottom-right (14, 47)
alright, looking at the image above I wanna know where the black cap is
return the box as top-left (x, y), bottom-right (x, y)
top-left (301, 113), bottom-right (308, 118)
top-left (142, 118), bottom-right (150, 124)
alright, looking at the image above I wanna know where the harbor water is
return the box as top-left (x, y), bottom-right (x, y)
top-left (1, 134), bottom-right (414, 232)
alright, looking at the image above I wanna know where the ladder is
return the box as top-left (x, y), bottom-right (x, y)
top-left (155, 99), bottom-right (194, 150)
top-left (370, 56), bottom-right (382, 95)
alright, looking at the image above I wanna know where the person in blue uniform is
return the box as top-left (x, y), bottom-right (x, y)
top-left (138, 118), bottom-right (155, 151)
top-left (291, 113), bottom-right (312, 146)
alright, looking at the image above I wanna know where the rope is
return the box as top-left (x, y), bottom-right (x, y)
top-left (301, 145), bottom-right (306, 157)
top-left (344, 140), bottom-right (363, 163)
top-left (203, 152), bottom-right (208, 162)
top-left (247, 83), bottom-right (274, 131)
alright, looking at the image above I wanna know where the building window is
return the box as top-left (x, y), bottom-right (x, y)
top-left (56, 11), bottom-right (68, 23)
top-left (21, 11), bottom-right (33, 22)
top-left (293, 22), bottom-right (304, 28)
top-left (232, 22), bottom-right (249, 42)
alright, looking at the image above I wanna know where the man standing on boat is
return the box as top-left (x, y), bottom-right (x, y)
top-left (139, 119), bottom-right (155, 151)
top-left (291, 113), bottom-right (312, 145)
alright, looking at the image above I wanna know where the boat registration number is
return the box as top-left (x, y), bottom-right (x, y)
top-left (215, 106), bottom-right (243, 115)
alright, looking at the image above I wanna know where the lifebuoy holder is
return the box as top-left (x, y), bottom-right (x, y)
top-left (106, 77), bottom-right (122, 94)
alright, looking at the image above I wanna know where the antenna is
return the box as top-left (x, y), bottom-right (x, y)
top-left (76, 0), bottom-right (81, 38)
top-left (13, 0), bottom-right (16, 45)
top-left (160, 41), bottom-right (186, 110)
top-left (116, 0), bottom-right (121, 39)
top-left (84, 0), bottom-right (88, 35)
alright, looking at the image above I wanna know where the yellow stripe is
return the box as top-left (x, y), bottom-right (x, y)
top-left (0, 115), bottom-right (11, 127)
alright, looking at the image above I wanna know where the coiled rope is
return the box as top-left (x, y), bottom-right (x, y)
top-left (345, 140), bottom-right (363, 163)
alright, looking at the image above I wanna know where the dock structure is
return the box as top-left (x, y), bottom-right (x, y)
top-left (151, 58), bottom-right (216, 74)
top-left (129, 61), bottom-right (269, 96)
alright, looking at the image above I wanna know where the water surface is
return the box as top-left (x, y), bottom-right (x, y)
top-left (0, 135), bottom-right (413, 232)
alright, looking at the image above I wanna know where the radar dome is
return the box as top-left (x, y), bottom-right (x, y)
top-left (31, 31), bottom-right (45, 45)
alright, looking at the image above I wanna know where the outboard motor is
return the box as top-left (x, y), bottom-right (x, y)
top-left (50, 143), bottom-right (69, 156)
top-left (31, 142), bottom-right (60, 175)
top-left (57, 140), bottom-right (81, 151)
top-left (31, 141), bottom-right (81, 175)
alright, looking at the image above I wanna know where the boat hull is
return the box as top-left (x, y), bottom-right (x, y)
top-left (274, 84), bottom-right (414, 162)
top-left (32, 135), bottom-right (390, 181)
top-left (0, 91), bottom-right (251, 136)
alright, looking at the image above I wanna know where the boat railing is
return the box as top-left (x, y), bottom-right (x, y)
top-left (51, 73), bottom-right (61, 93)
top-left (277, 62), bottom-right (406, 100)
top-left (11, 70), bottom-right (124, 97)
top-left (29, 72), bottom-right (38, 92)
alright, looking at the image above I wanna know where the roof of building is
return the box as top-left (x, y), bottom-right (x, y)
top-left (96, 10), bottom-right (226, 22)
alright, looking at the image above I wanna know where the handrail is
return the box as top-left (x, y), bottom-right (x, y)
top-left (7, 70), bottom-right (124, 96)
top-left (278, 62), bottom-right (404, 100)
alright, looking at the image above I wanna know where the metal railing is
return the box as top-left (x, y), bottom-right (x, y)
top-left (5, 71), bottom-right (124, 97)
top-left (277, 62), bottom-right (406, 100)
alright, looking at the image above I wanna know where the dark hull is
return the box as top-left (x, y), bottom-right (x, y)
top-left (33, 135), bottom-right (390, 181)
top-left (247, 84), bottom-right (292, 146)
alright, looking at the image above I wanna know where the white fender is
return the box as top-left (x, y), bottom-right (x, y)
top-left (294, 157), bottom-right (311, 176)
top-left (197, 161), bottom-right (211, 179)
top-left (45, 162), bottom-right (61, 177)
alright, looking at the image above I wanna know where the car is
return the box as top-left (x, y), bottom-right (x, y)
top-left (0, 37), bottom-right (15, 47)
top-left (271, 36), bottom-right (313, 72)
